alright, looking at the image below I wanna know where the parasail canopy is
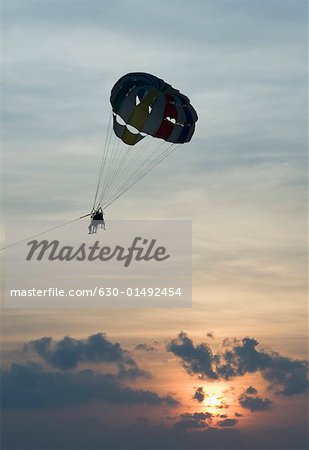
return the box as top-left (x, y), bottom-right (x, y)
top-left (110, 72), bottom-right (198, 146)
top-left (92, 72), bottom-right (198, 211)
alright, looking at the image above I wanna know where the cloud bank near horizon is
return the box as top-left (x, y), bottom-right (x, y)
top-left (167, 332), bottom-right (308, 396)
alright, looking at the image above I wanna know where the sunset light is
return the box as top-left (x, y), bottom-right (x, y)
top-left (205, 393), bottom-right (222, 409)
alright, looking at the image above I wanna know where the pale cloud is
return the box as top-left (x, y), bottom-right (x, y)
top-left (1, 0), bottom-right (307, 357)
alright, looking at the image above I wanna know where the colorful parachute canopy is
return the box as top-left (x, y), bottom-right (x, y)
top-left (110, 72), bottom-right (198, 146)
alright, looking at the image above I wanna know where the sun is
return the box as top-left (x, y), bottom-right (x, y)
top-left (198, 383), bottom-right (231, 413)
top-left (206, 394), bottom-right (222, 408)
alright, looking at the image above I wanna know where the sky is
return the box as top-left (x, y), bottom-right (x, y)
top-left (1, 0), bottom-right (308, 449)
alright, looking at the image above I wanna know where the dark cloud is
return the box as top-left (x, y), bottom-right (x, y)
top-left (262, 353), bottom-right (309, 396)
top-left (193, 386), bottom-right (206, 403)
top-left (180, 412), bottom-right (213, 421)
top-left (25, 333), bottom-right (148, 380)
top-left (238, 387), bottom-right (272, 412)
top-left (167, 331), bottom-right (217, 379)
top-left (174, 411), bottom-right (212, 430)
top-left (239, 395), bottom-right (272, 412)
top-left (26, 333), bottom-right (129, 369)
top-left (167, 333), bottom-right (308, 396)
top-left (219, 340), bottom-right (308, 396)
top-left (134, 343), bottom-right (157, 352)
top-left (217, 418), bottom-right (238, 427)
top-left (245, 386), bottom-right (258, 395)
top-left (1, 362), bottom-right (179, 409)
top-left (117, 364), bottom-right (150, 380)
top-left (217, 337), bottom-right (272, 378)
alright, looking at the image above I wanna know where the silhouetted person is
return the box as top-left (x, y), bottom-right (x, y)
top-left (88, 207), bottom-right (105, 233)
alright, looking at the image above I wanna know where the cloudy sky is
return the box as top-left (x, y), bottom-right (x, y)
top-left (1, 0), bottom-right (308, 449)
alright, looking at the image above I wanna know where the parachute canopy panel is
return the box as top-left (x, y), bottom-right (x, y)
top-left (110, 72), bottom-right (198, 146)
